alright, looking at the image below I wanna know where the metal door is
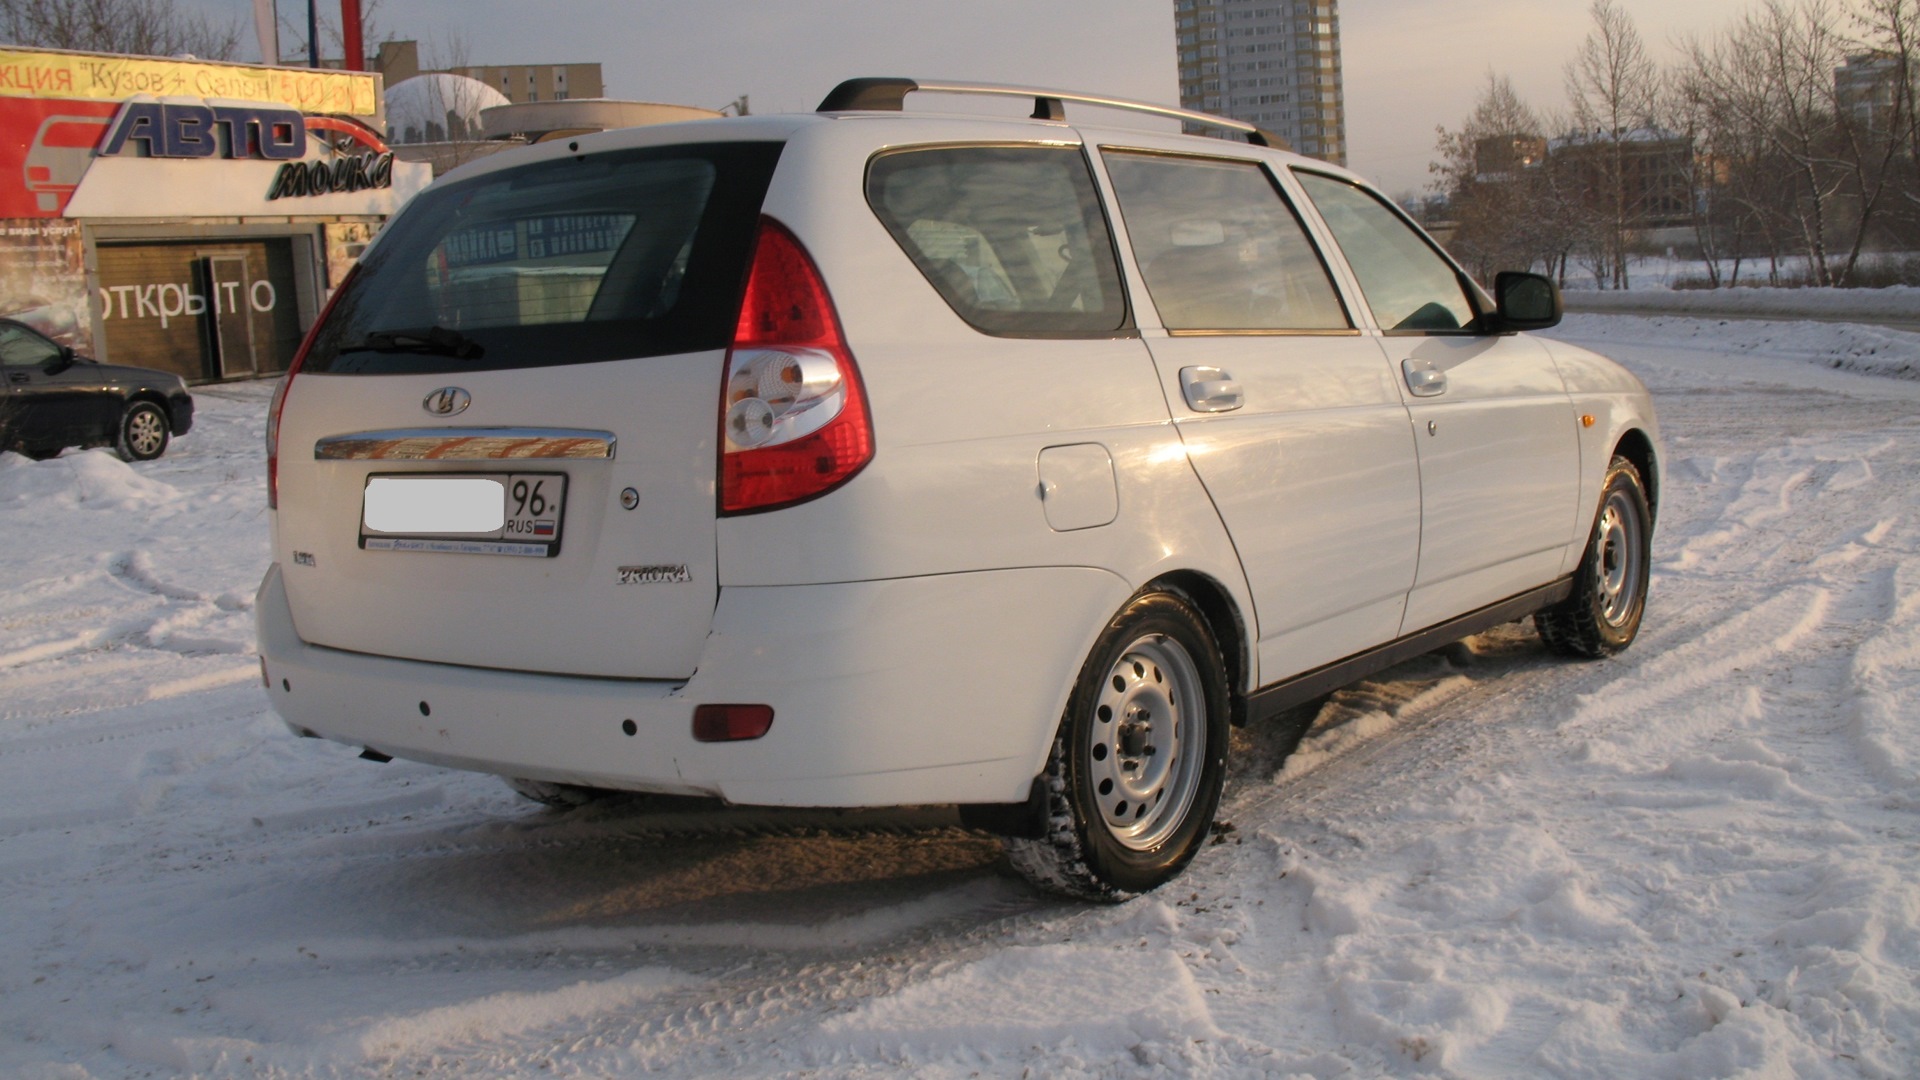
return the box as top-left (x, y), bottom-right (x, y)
top-left (204, 255), bottom-right (258, 378)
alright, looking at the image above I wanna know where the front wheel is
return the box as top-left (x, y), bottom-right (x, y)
top-left (116, 401), bottom-right (169, 462)
top-left (1006, 589), bottom-right (1230, 901)
top-left (1537, 455), bottom-right (1651, 657)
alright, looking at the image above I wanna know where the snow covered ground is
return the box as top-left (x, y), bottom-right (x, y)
top-left (3, 313), bottom-right (1919, 1078)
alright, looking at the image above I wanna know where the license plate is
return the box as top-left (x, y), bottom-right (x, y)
top-left (360, 472), bottom-right (568, 557)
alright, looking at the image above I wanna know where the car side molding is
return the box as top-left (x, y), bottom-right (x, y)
top-left (1243, 577), bottom-right (1576, 725)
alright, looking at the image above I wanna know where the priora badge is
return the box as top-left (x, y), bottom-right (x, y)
top-left (423, 387), bottom-right (471, 416)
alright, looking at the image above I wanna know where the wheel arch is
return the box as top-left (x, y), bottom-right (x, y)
top-left (126, 390), bottom-right (177, 430)
top-left (1144, 569), bottom-right (1252, 727)
top-left (1612, 427), bottom-right (1658, 523)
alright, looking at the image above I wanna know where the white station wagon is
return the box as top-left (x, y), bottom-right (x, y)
top-left (257, 79), bottom-right (1659, 899)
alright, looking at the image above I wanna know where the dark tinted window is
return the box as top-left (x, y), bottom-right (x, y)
top-left (1293, 171), bottom-right (1476, 332)
top-left (867, 146), bottom-right (1128, 336)
top-left (1104, 151), bottom-right (1347, 331)
top-left (303, 142), bottom-right (783, 375)
top-left (0, 322), bottom-right (61, 367)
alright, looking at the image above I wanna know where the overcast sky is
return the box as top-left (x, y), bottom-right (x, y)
top-left (194, 0), bottom-right (1764, 195)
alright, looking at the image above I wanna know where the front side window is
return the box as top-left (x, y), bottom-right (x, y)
top-left (1293, 171), bottom-right (1477, 332)
top-left (1102, 151), bottom-right (1347, 332)
top-left (0, 323), bottom-right (60, 367)
top-left (867, 146), bottom-right (1128, 337)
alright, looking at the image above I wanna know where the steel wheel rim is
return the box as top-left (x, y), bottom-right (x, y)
top-left (1086, 633), bottom-right (1206, 851)
top-left (128, 410), bottom-right (164, 457)
top-left (1594, 488), bottom-right (1643, 627)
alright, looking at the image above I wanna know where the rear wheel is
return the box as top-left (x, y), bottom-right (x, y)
top-left (1537, 455), bottom-right (1651, 658)
top-left (116, 401), bottom-right (169, 462)
top-left (1006, 589), bottom-right (1229, 901)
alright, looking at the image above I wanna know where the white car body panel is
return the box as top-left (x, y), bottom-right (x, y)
top-left (260, 562), bottom-right (1127, 806)
top-left (1141, 333), bottom-right (1422, 677)
top-left (1541, 337), bottom-right (1667, 558)
top-left (1386, 331), bottom-right (1582, 632)
top-left (273, 355), bottom-right (723, 679)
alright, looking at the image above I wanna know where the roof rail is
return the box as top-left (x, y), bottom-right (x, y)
top-left (815, 77), bottom-right (1290, 151)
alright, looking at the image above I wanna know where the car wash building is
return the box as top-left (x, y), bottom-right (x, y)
top-left (0, 46), bottom-right (430, 382)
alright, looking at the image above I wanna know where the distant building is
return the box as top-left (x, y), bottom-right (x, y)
top-left (0, 46), bottom-right (430, 382)
top-left (1174, 0), bottom-right (1345, 165)
top-left (1835, 52), bottom-right (1904, 130)
top-left (374, 40), bottom-right (603, 105)
top-left (1547, 128), bottom-right (1694, 230)
top-left (1473, 135), bottom-right (1548, 181)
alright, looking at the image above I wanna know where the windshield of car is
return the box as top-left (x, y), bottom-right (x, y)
top-left (301, 141), bottom-right (784, 375)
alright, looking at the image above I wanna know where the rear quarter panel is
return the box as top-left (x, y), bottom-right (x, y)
top-left (717, 117), bottom-right (1262, 683)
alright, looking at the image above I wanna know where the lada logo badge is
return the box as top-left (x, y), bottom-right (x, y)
top-left (423, 387), bottom-right (471, 416)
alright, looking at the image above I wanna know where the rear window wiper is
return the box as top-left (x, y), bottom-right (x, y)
top-left (339, 326), bottom-right (485, 359)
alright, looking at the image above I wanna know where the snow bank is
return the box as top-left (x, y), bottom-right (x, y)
top-left (0, 448), bottom-right (179, 509)
top-left (1555, 313), bottom-right (1920, 381)
top-left (1563, 284), bottom-right (1920, 322)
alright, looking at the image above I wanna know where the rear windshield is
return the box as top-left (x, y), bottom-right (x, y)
top-left (302, 141), bottom-right (783, 375)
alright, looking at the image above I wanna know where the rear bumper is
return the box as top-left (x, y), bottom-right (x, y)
top-left (256, 562), bottom-right (1128, 807)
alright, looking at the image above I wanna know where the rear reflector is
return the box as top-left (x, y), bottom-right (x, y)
top-left (692, 704), bottom-right (775, 743)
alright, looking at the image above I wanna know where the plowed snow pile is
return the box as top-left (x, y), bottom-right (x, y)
top-left (1, 316), bottom-right (1917, 1078)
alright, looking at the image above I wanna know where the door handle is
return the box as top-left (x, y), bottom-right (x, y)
top-left (7, 372), bottom-right (29, 384)
top-left (1402, 358), bottom-right (1447, 397)
top-left (1180, 366), bottom-right (1244, 412)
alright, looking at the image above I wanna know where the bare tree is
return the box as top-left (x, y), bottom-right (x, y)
top-left (0, 0), bottom-right (242, 59)
top-left (1709, 1), bottom-right (1878, 285)
top-left (1852, 0), bottom-right (1920, 244)
top-left (1432, 74), bottom-right (1560, 281)
top-left (1564, 0), bottom-right (1664, 289)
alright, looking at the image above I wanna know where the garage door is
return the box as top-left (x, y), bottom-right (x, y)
top-left (95, 239), bottom-right (304, 381)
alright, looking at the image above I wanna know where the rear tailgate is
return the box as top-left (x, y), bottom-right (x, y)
top-left (274, 356), bottom-right (721, 678)
top-left (272, 139), bottom-right (783, 678)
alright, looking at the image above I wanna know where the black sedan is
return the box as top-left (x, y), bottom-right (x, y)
top-left (1, 318), bottom-right (194, 462)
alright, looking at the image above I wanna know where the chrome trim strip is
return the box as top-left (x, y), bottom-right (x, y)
top-left (1166, 328), bottom-right (1362, 338)
top-left (315, 428), bottom-right (616, 461)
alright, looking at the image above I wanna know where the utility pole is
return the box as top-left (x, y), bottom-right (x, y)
top-left (341, 0), bottom-right (363, 70)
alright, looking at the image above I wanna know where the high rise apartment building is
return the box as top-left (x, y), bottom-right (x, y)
top-left (1175, 0), bottom-right (1345, 165)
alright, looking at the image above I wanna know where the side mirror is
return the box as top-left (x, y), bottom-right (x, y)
top-left (46, 346), bottom-right (76, 374)
top-left (1488, 271), bottom-right (1562, 333)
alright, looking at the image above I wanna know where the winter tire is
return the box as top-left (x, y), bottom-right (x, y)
top-left (116, 401), bottom-right (169, 462)
top-left (1537, 454), bottom-right (1651, 658)
top-left (1006, 589), bottom-right (1230, 901)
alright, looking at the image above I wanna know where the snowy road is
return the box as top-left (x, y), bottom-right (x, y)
top-left (2, 314), bottom-right (1917, 1078)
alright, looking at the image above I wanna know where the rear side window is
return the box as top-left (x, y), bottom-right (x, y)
top-left (1102, 151), bottom-right (1348, 332)
top-left (867, 146), bottom-right (1129, 337)
top-left (303, 142), bottom-right (783, 375)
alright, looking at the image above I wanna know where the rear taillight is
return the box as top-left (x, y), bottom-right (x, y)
top-left (268, 267), bottom-right (356, 509)
top-left (719, 218), bottom-right (873, 515)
